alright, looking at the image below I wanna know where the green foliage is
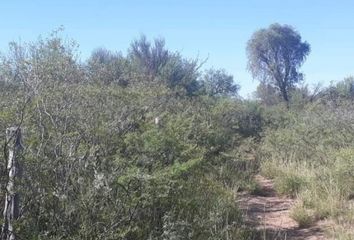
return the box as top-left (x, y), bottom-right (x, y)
top-left (274, 172), bottom-right (306, 198)
top-left (0, 32), bottom-right (257, 240)
top-left (87, 48), bottom-right (130, 86)
top-left (254, 82), bottom-right (281, 106)
top-left (247, 23), bottom-right (310, 103)
top-left (321, 77), bottom-right (354, 103)
top-left (4, 26), bottom-right (354, 239)
top-left (259, 100), bottom-right (354, 236)
top-left (290, 202), bottom-right (314, 228)
top-left (129, 35), bottom-right (170, 79)
top-left (200, 69), bottom-right (239, 97)
top-left (128, 35), bottom-right (201, 95)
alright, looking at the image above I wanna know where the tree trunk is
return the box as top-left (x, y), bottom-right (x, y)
top-left (1, 127), bottom-right (22, 240)
top-left (279, 81), bottom-right (290, 108)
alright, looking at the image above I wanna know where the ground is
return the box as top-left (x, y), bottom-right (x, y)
top-left (238, 175), bottom-right (332, 240)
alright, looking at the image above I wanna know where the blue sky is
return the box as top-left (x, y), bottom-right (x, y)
top-left (1, 0), bottom-right (353, 97)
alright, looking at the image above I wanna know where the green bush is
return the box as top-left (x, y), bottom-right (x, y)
top-left (0, 33), bottom-right (262, 239)
top-left (274, 172), bottom-right (306, 198)
top-left (290, 202), bottom-right (314, 228)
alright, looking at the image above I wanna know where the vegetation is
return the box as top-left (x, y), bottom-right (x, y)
top-left (1, 24), bottom-right (353, 239)
top-left (247, 23), bottom-right (310, 104)
top-left (259, 91), bottom-right (354, 237)
top-left (0, 31), bottom-right (260, 240)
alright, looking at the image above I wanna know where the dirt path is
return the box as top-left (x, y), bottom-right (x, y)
top-left (238, 175), bottom-right (330, 240)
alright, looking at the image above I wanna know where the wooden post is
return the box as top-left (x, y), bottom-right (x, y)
top-left (1, 127), bottom-right (22, 240)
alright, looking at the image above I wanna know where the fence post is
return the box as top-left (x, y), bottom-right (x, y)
top-left (1, 127), bottom-right (22, 240)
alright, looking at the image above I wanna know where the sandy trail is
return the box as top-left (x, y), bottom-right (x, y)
top-left (238, 175), bottom-right (330, 240)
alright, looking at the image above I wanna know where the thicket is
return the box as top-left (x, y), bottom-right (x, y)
top-left (0, 32), bottom-right (261, 239)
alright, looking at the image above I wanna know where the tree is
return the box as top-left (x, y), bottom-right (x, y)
top-left (129, 35), bottom-right (201, 96)
top-left (129, 35), bottom-right (169, 80)
top-left (247, 23), bottom-right (310, 104)
top-left (201, 69), bottom-right (239, 97)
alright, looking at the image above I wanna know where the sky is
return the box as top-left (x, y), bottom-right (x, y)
top-left (0, 0), bottom-right (353, 97)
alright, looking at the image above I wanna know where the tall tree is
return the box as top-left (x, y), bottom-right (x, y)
top-left (247, 23), bottom-right (310, 104)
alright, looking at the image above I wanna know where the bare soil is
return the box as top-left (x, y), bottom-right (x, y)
top-left (238, 175), bottom-right (332, 240)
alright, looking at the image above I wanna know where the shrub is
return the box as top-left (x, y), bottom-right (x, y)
top-left (274, 172), bottom-right (306, 198)
top-left (290, 202), bottom-right (314, 228)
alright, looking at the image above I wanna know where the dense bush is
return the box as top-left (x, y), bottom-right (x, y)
top-left (0, 32), bottom-right (260, 239)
